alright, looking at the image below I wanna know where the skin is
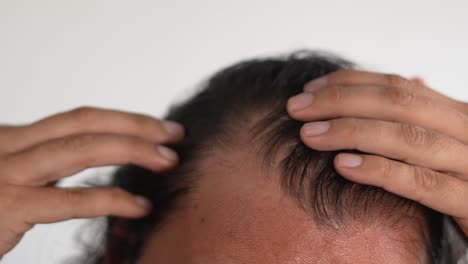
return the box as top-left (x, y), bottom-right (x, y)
top-left (0, 70), bottom-right (466, 261)
top-left (0, 107), bottom-right (184, 255)
top-left (137, 148), bottom-right (426, 264)
top-left (287, 70), bottom-right (468, 236)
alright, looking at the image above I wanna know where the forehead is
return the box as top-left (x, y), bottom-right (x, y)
top-left (137, 151), bottom-right (425, 264)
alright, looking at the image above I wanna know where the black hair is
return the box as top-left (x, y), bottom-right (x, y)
top-left (79, 50), bottom-right (447, 264)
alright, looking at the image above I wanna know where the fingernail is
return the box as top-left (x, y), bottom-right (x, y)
top-left (304, 77), bottom-right (327, 92)
top-left (288, 93), bottom-right (314, 111)
top-left (135, 195), bottom-right (152, 210)
top-left (157, 145), bottom-right (178, 163)
top-left (161, 121), bottom-right (184, 137)
top-left (302, 121), bottom-right (330, 136)
top-left (337, 154), bottom-right (362, 168)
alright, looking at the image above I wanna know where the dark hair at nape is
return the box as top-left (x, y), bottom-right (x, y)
top-left (79, 50), bottom-right (447, 264)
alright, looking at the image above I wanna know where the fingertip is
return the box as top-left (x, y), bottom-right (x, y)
top-left (102, 188), bottom-right (150, 218)
top-left (121, 195), bottom-right (152, 218)
top-left (287, 93), bottom-right (315, 114)
top-left (155, 145), bottom-right (179, 167)
top-left (335, 153), bottom-right (363, 168)
top-left (334, 153), bottom-right (364, 180)
top-left (334, 154), bottom-right (382, 188)
top-left (301, 121), bottom-right (330, 137)
top-left (135, 195), bottom-right (152, 211)
top-left (112, 195), bottom-right (153, 219)
top-left (304, 76), bottom-right (328, 92)
top-left (161, 120), bottom-right (185, 142)
top-left (286, 96), bottom-right (297, 116)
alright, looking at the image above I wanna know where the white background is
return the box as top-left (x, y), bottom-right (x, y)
top-left (1, 0), bottom-right (467, 263)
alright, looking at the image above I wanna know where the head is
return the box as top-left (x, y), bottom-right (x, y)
top-left (90, 51), bottom-right (446, 264)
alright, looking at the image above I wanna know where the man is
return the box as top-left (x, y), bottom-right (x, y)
top-left (0, 51), bottom-right (466, 263)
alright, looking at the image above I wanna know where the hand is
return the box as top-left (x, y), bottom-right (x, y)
top-left (286, 70), bottom-right (468, 236)
top-left (0, 107), bottom-right (184, 255)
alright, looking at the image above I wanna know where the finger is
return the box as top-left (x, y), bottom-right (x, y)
top-left (334, 153), bottom-right (468, 220)
top-left (411, 77), bottom-right (425, 85)
top-left (2, 133), bottom-right (179, 185)
top-left (452, 217), bottom-right (468, 236)
top-left (300, 118), bottom-right (468, 177)
top-left (304, 70), bottom-right (464, 111)
top-left (287, 82), bottom-right (468, 145)
top-left (410, 77), bottom-right (426, 86)
top-left (4, 186), bottom-right (151, 230)
top-left (0, 125), bottom-right (28, 153)
top-left (409, 77), bottom-right (468, 113)
top-left (1, 107), bottom-right (184, 153)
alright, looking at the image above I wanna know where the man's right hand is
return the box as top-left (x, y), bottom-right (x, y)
top-left (0, 107), bottom-right (184, 256)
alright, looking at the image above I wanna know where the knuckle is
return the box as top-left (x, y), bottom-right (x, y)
top-left (328, 85), bottom-right (346, 104)
top-left (380, 158), bottom-right (393, 183)
top-left (412, 168), bottom-right (439, 203)
top-left (343, 118), bottom-right (362, 137)
top-left (398, 123), bottom-right (438, 148)
top-left (68, 106), bottom-right (98, 124)
top-left (386, 86), bottom-right (416, 107)
top-left (385, 74), bottom-right (411, 88)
